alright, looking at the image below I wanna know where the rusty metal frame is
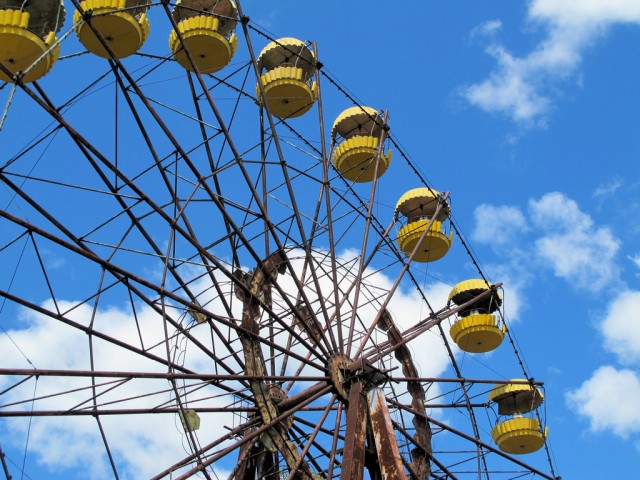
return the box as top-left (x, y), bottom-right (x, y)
top-left (0, 2), bottom-right (556, 479)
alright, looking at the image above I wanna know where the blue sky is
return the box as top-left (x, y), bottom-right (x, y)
top-left (1, 1), bottom-right (640, 478)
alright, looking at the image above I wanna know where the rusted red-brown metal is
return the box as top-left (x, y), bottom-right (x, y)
top-left (0, 368), bottom-right (330, 382)
top-left (368, 388), bottom-right (408, 480)
top-left (233, 426), bottom-right (260, 480)
top-left (327, 354), bottom-right (352, 401)
top-left (234, 251), bottom-right (316, 480)
top-left (294, 303), bottom-right (324, 343)
top-left (379, 310), bottom-right (431, 479)
top-left (345, 110), bottom-right (390, 358)
top-left (340, 381), bottom-right (368, 480)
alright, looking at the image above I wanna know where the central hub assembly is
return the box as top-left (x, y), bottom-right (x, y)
top-left (328, 354), bottom-right (391, 402)
top-left (327, 354), bottom-right (352, 401)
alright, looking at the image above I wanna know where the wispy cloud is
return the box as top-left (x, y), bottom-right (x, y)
top-left (472, 204), bottom-right (528, 245)
top-left (594, 178), bottom-right (624, 200)
top-left (461, 0), bottom-right (640, 124)
top-left (529, 192), bottom-right (620, 292)
top-left (470, 19), bottom-right (503, 39)
top-left (471, 192), bottom-right (621, 293)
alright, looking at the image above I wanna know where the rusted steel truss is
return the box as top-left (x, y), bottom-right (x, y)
top-left (340, 362), bottom-right (410, 480)
top-left (235, 251), bottom-right (320, 479)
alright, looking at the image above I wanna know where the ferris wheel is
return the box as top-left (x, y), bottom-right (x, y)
top-left (0, 0), bottom-right (560, 479)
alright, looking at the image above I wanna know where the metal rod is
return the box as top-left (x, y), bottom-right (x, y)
top-left (346, 110), bottom-right (390, 358)
top-left (0, 407), bottom-right (258, 417)
top-left (354, 193), bottom-right (451, 358)
top-left (0, 368), bottom-right (328, 382)
top-left (0, 443), bottom-right (11, 480)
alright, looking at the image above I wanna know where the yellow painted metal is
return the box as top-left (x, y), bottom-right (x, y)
top-left (395, 187), bottom-right (449, 222)
top-left (179, 409), bottom-right (201, 432)
top-left (0, 8), bottom-right (29, 29)
top-left (489, 380), bottom-right (544, 415)
top-left (169, 16), bottom-right (237, 73)
top-left (171, 0), bottom-right (237, 36)
top-left (332, 135), bottom-right (391, 182)
top-left (449, 279), bottom-right (491, 302)
top-left (257, 65), bottom-right (317, 118)
top-left (491, 417), bottom-right (547, 454)
top-left (397, 219), bottom-right (452, 263)
top-left (0, 0), bottom-right (66, 36)
top-left (257, 37), bottom-right (314, 77)
top-left (332, 106), bottom-right (384, 139)
top-left (74, 0), bottom-right (150, 59)
top-left (256, 37), bottom-right (317, 118)
top-left (450, 313), bottom-right (505, 353)
top-left (0, 9), bottom-right (60, 83)
top-left (448, 278), bottom-right (502, 316)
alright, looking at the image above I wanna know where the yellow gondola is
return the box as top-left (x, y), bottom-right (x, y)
top-left (395, 188), bottom-right (453, 262)
top-left (331, 106), bottom-right (392, 182)
top-left (169, 0), bottom-right (238, 73)
top-left (489, 381), bottom-right (547, 454)
top-left (448, 279), bottom-right (505, 353)
top-left (0, 0), bottom-right (65, 82)
top-left (256, 37), bottom-right (317, 118)
top-left (74, 0), bottom-right (150, 58)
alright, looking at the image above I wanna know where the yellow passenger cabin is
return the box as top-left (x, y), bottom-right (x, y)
top-left (0, 0), bottom-right (65, 82)
top-left (74, 0), bottom-right (150, 58)
top-left (331, 106), bottom-right (392, 182)
top-left (169, 0), bottom-right (238, 73)
top-left (395, 188), bottom-right (453, 262)
top-left (256, 37), bottom-right (317, 118)
top-left (489, 381), bottom-right (548, 454)
top-left (448, 279), bottom-right (505, 353)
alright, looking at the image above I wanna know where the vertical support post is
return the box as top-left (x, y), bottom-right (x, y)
top-left (340, 381), bottom-right (368, 480)
top-left (368, 388), bottom-right (408, 480)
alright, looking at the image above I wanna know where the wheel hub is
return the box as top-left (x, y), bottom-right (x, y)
top-left (327, 353), bottom-right (352, 401)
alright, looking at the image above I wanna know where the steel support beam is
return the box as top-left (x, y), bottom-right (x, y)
top-left (368, 388), bottom-right (407, 480)
top-left (340, 381), bottom-right (368, 480)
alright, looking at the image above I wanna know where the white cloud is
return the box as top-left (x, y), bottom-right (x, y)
top-left (1, 249), bottom-right (460, 478)
top-left (529, 192), bottom-right (620, 291)
top-left (528, 192), bottom-right (592, 230)
top-left (462, 44), bottom-right (552, 124)
top-left (470, 19), bottom-right (503, 39)
top-left (462, 0), bottom-right (640, 123)
top-left (472, 204), bottom-right (528, 245)
top-left (530, 0), bottom-right (640, 26)
top-left (600, 290), bottom-right (640, 365)
top-left (0, 300), bottom-right (235, 479)
top-left (594, 178), bottom-right (624, 199)
top-left (470, 192), bottom-right (621, 295)
top-left (566, 365), bottom-right (640, 438)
